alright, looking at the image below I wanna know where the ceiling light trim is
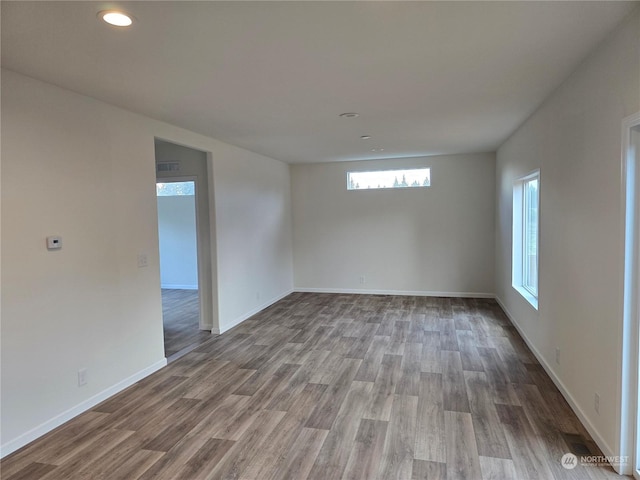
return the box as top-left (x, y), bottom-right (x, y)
top-left (98, 10), bottom-right (135, 27)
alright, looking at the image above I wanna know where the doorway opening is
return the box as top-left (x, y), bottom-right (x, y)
top-left (621, 111), bottom-right (640, 478)
top-left (155, 139), bottom-right (216, 362)
top-left (156, 180), bottom-right (209, 358)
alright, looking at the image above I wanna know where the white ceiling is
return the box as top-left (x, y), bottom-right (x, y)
top-left (2, 1), bottom-right (637, 164)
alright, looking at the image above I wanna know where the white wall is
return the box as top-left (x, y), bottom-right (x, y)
top-left (495, 8), bottom-right (640, 467)
top-left (0, 69), bottom-right (294, 455)
top-left (214, 144), bottom-right (294, 332)
top-left (157, 195), bottom-right (198, 289)
top-left (292, 154), bottom-right (495, 296)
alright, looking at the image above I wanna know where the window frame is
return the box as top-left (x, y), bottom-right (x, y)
top-left (521, 174), bottom-right (539, 297)
top-left (512, 170), bottom-right (540, 309)
top-left (346, 167), bottom-right (431, 191)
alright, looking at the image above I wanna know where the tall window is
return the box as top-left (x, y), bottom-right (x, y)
top-left (513, 171), bottom-right (539, 308)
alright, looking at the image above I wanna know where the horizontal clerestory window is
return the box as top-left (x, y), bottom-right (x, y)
top-left (347, 167), bottom-right (431, 190)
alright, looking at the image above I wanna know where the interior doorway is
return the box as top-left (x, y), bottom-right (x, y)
top-left (156, 180), bottom-right (209, 358)
top-left (621, 111), bottom-right (640, 478)
top-left (155, 139), bottom-right (216, 361)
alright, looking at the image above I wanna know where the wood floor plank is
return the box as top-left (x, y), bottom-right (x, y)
top-left (206, 409), bottom-right (286, 480)
top-left (444, 411), bottom-right (482, 480)
top-left (105, 449), bottom-right (165, 480)
top-left (512, 382), bottom-right (589, 480)
top-left (241, 383), bottom-right (327, 479)
top-left (478, 455), bottom-right (518, 480)
top-left (377, 394), bottom-right (418, 480)
top-left (267, 427), bottom-right (328, 480)
top-left (4, 462), bottom-right (57, 480)
top-left (411, 459), bottom-right (447, 480)
top-left (457, 330), bottom-right (485, 372)
top-left (440, 318), bottom-right (460, 351)
top-left (525, 363), bottom-right (585, 435)
top-left (39, 429), bottom-right (136, 480)
top-left (342, 419), bottom-right (388, 480)
top-left (408, 313), bottom-right (426, 344)
top-left (464, 371), bottom-right (511, 459)
top-left (136, 426), bottom-right (217, 480)
top-left (415, 372), bottom-right (445, 463)
top-left (363, 354), bottom-right (403, 421)
top-left (305, 358), bottom-right (362, 430)
top-left (495, 403), bottom-right (556, 480)
top-left (396, 341), bottom-right (422, 396)
top-left (307, 380), bottom-right (373, 480)
top-left (476, 347), bottom-right (521, 406)
top-left (442, 350), bottom-right (471, 413)
top-left (354, 335), bottom-right (390, 382)
top-left (421, 331), bottom-right (442, 374)
top-left (1, 411), bottom-right (110, 477)
top-left (387, 320), bottom-right (410, 355)
top-left (172, 438), bottom-right (235, 480)
top-left (266, 351), bottom-right (330, 412)
top-left (491, 336), bottom-right (533, 385)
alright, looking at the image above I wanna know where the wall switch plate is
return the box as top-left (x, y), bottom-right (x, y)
top-left (137, 253), bottom-right (148, 268)
top-left (359, 275), bottom-right (366, 285)
top-left (78, 368), bottom-right (88, 387)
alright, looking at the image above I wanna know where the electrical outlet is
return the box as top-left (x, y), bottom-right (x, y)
top-left (594, 393), bottom-right (600, 414)
top-left (78, 368), bottom-right (88, 387)
top-left (555, 348), bottom-right (560, 365)
top-left (359, 275), bottom-right (366, 285)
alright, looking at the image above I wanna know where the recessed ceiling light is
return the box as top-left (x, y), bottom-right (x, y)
top-left (360, 135), bottom-right (372, 140)
top-left (339, 112), bottom-right (360, 118)
top-left (99, 10), bottom-right (134, 27)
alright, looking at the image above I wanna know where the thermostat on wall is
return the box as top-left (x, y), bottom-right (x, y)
top-left (46, 236), bottom-right (62, 250)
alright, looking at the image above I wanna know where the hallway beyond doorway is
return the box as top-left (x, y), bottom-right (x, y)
top-left (162, 289), bottom-right (211, 360)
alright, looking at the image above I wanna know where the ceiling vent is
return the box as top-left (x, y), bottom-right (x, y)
top-left (157, 162), bottom-right (180, 173)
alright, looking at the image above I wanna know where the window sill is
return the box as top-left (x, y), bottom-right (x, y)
top-left (512, 285), bottom-right (539, 311)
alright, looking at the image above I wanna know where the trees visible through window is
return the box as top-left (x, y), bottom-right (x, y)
top-left (347, 168), bottom-right (431, 191)
top-left (156, 181), bottom-right (195, 196)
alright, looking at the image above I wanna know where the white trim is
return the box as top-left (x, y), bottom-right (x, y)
top-left (511, 285), bottom-right (538, 310)
top-left (160, 284), bottom-right (198, 290)
top-left (155, 169), bottom-right (216, 333)
top-left (495, 296), bottom-right (622, 473)
top-left (294, 287), bottom-right (495, 298)
top-left (621, 110), bottom-right (640, 478)
top-left (0, 358), bottom-right (167, 459)
top-left (218, 289), bottom-right (294, 334)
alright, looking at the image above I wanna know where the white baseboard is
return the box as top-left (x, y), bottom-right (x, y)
top-left (294, 287), bottom-right (495, 299)
top-left (219, 289), bottom-right (295, 334)
top-left (0, 358), bottom-right (167, 459)
top-left (160, 284), bottom-right (198, 290)
top-left (494, 296), bottom-right (624, 474)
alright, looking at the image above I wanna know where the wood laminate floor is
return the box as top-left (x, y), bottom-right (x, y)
top-left (162, 289), bottom-right (211, 358)
top-left (1, 293), bottom-right (625, 479)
